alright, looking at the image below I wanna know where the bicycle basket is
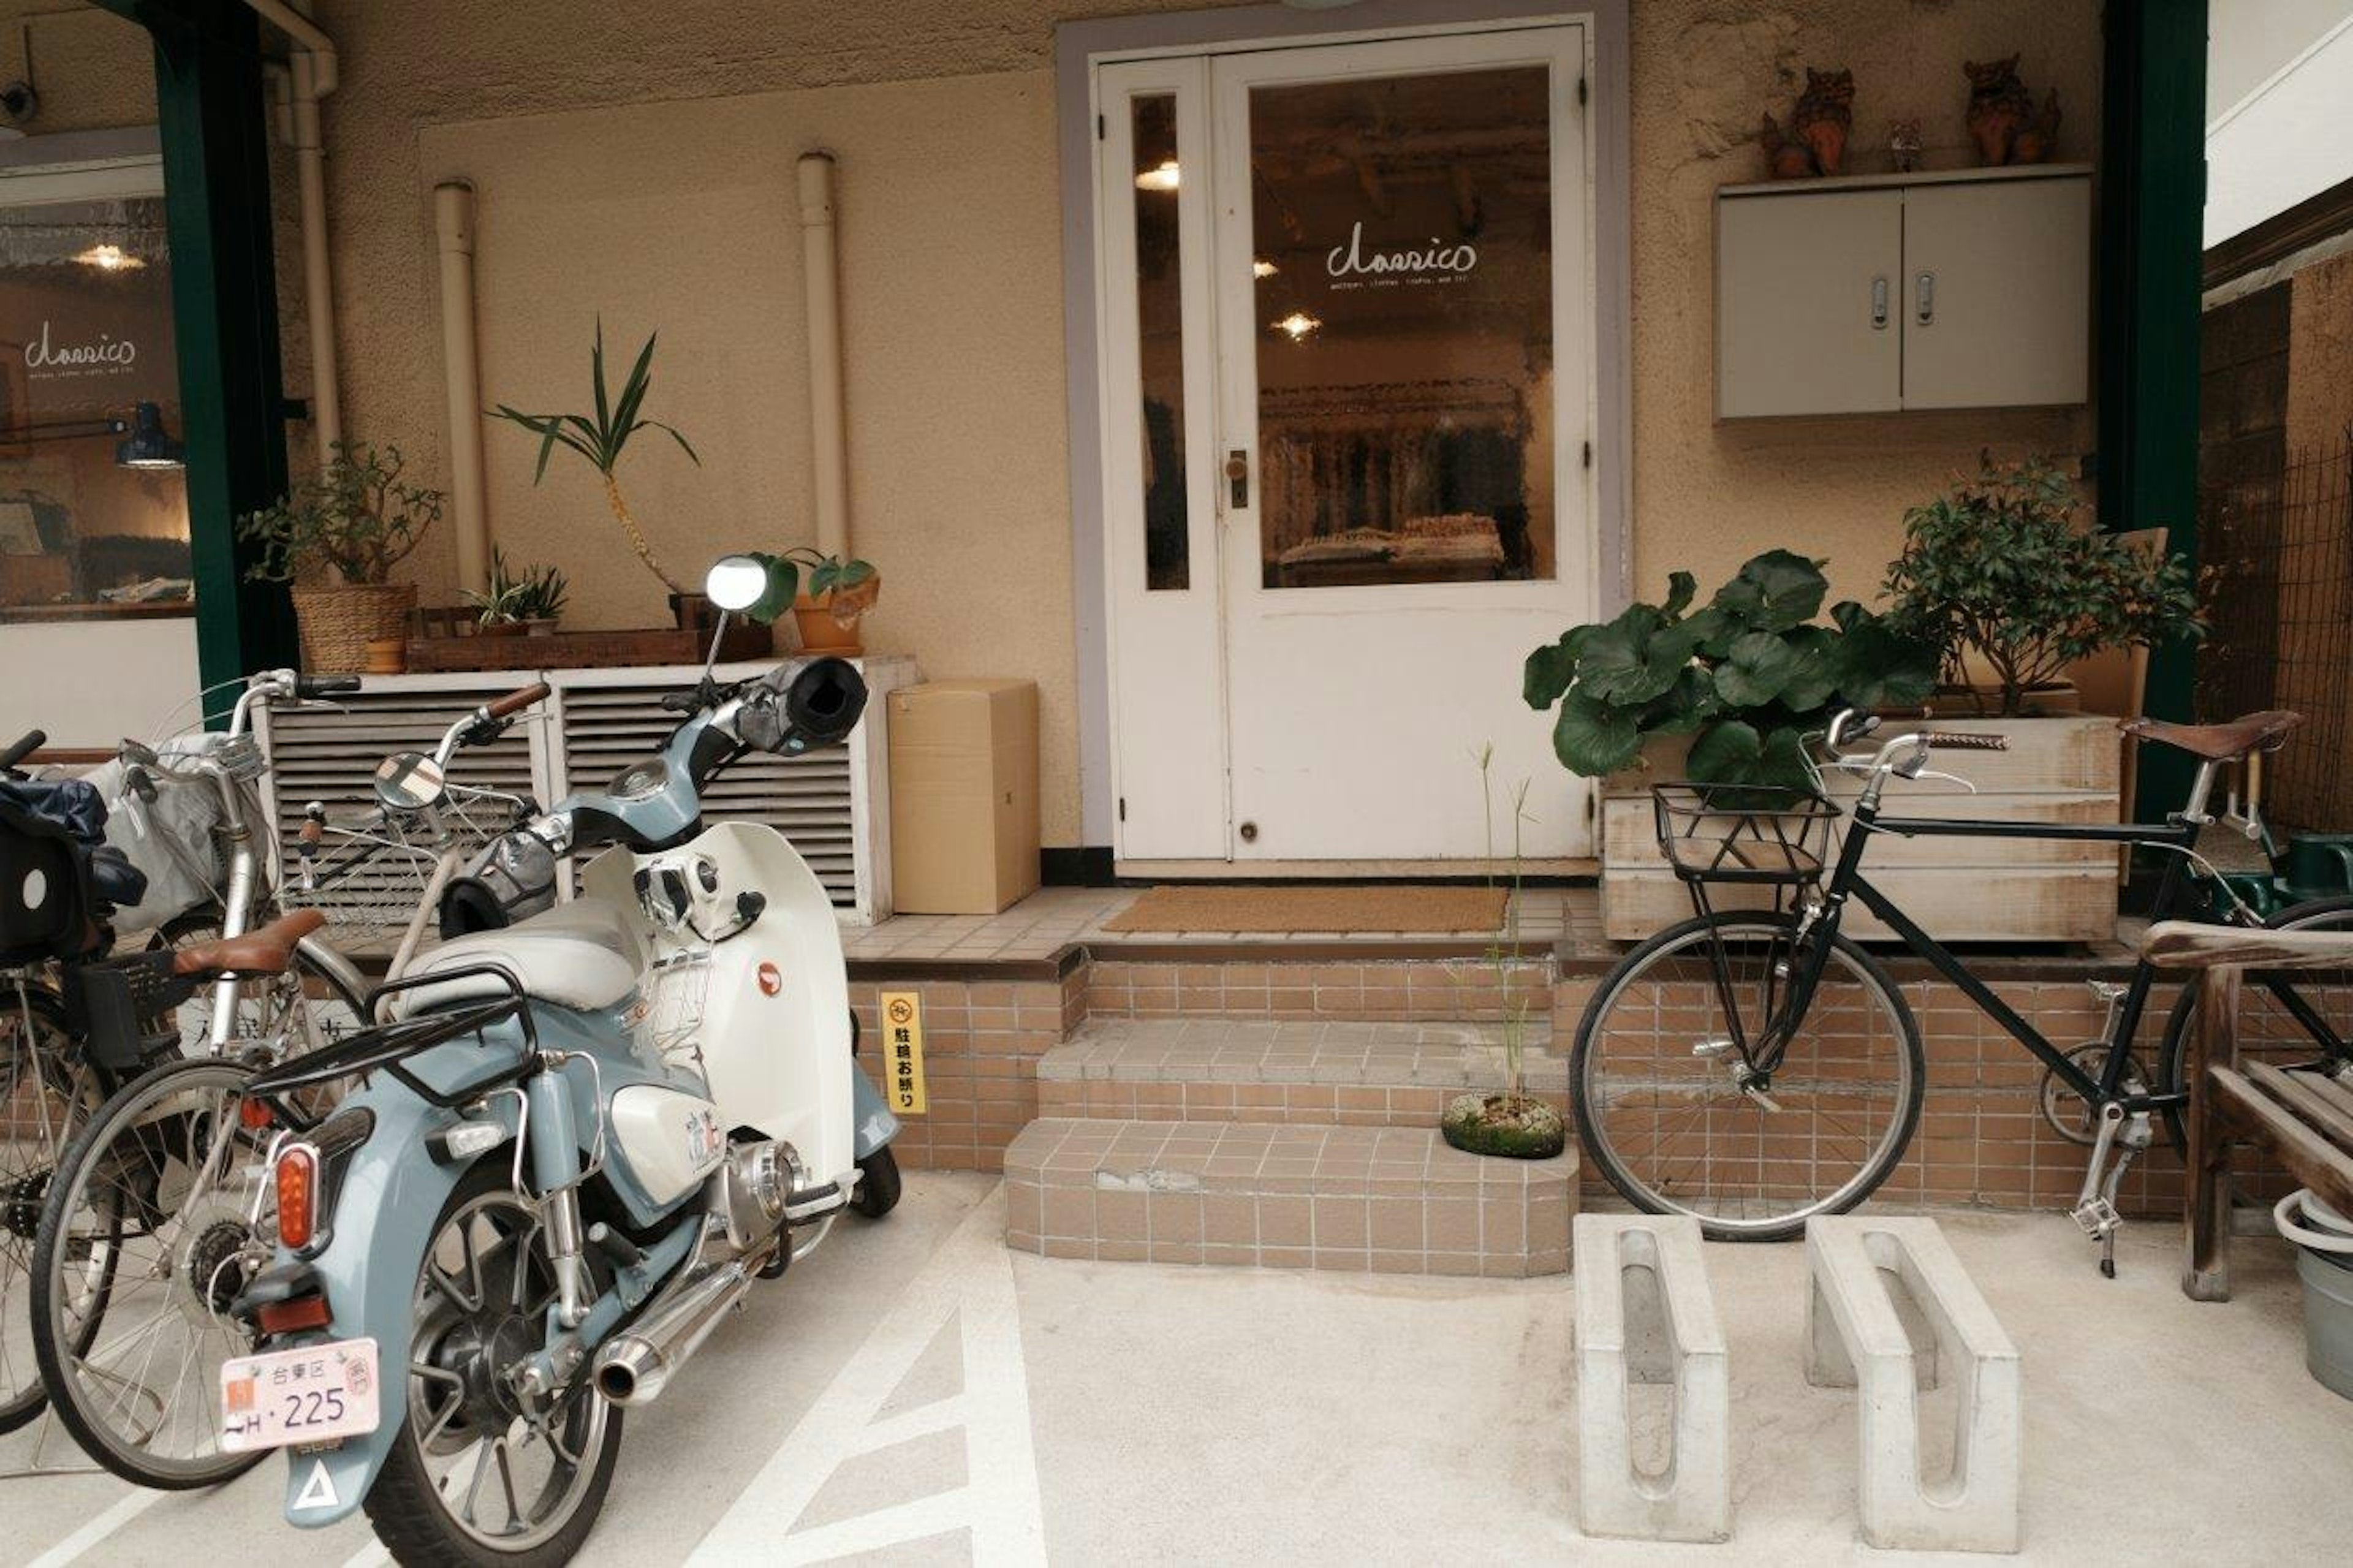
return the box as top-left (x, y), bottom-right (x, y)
top-left (1651, 782), bottom-right (1838, 885)
top-left (67, 950), bottom-right (200, 1069)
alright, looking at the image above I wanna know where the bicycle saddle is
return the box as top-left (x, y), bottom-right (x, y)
top-left (171, 908), bottom-right (327, 977)
top-left (2117, 709), bottom-right (2303, 760)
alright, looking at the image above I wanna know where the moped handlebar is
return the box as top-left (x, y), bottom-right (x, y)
top-left (296, 673), bottom-right (362, 699)
top-left (485, 681), bottom-right (551, 720)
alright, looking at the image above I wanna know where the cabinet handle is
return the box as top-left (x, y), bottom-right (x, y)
top-left (1915, 271), bottom-right (1936, 327)
top-left (1870, 276), bottom-right (1889, 330)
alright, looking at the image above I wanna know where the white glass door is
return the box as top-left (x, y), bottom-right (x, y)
top-left (1097, 25), bottom-right (1596, 865)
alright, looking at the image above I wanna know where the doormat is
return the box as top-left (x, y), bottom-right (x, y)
top-left (1101, 885), bottom-right (1509, 935)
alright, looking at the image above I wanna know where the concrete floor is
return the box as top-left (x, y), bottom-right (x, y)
top-left (4, 1174), bottom-right (2349, 1566)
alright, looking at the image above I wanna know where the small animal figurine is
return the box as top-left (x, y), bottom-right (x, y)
top-left (1759, 113), bottom-right (1817, 180)
top-left (2009, 88), bottom-right (2063, 164)
top-left (1964, 55), bottom-right (2034, 165)
top-left (1789, 67), bottom-right (1855, 176)
top-left (1887, 117), bottom-right (1923, 173)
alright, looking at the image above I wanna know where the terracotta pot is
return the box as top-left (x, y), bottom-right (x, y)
top-left (792, 594), bottom-right (863, 655)
top-left (290, 581), bottom-right (416, 675)
top-left (364, 635), bottom-right (407, 676)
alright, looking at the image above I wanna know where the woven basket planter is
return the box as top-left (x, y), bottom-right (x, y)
top-left (291, 581), bottom-right (416, 675)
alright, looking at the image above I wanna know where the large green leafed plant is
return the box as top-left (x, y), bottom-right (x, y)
top-left (1882, 454), bottom-right (2203, 716)
top-left (1522, 551), bottom-right (1937, 792)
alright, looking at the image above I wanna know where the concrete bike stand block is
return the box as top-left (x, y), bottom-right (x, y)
top-left (1573, 1213), bottom-right (1730, 1543)
top-left (1804, 1216), bottom-right (2021, 1554)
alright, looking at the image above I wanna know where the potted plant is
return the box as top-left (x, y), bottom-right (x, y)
top-left (1884, 454), bottom-right (2202, 718)
top-left (738, 547), bottom-right (881, 655)
top-left (490, 320), bottom-right (699, 622)
top-left (1440, 746), bottom-right (1566, 1160)
top-left (463, 550), bottom-right (568, 637)
top-left (1523, 550), bottom-right (1939, 938)
top-left (510, 559), bottom-right (570, 636)
top-left (240, 442), bottom-right (441, 673)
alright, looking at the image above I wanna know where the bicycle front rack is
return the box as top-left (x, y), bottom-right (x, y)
top-left (1651, 781), bottom-right (1840, 924)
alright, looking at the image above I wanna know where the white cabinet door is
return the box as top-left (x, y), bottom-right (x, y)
top-left (1716, 188), bottom-right (1901, 418)
top-left (1901, 175), bottom-right (2090, 410)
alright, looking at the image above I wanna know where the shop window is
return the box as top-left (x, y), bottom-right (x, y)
top-left (0, 183), bottom-right (189, 624)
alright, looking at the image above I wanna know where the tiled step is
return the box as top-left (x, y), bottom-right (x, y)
top-left (1003, 1116), bottom-right (1576, 1277)
top-left (1036, 1017), bottom-right (1567, 1127)
top-left (1084, 955), bottom-right (1555, 1022)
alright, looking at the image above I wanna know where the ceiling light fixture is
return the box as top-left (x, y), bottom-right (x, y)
top-left (1252, 258), bottom-right (1279, 279)
top-left (1271, 310), bottom-right (1322, 341)
top-left (1134, 159), bottom-right (1181, 192)
top-left (74, 242), bottom-right (143, 271)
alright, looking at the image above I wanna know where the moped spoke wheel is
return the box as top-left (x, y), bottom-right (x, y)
top-left (1572, 913), bottom-right (1924, 1241)
top-left (2, 986), bottom-right (101, 1433)
top-left (29, 1056), bottom-right (272, 1485)
top-left (365, 1170), bottom-right (621, 1567)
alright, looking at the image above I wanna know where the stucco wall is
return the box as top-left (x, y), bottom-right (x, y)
top-left (8, 0), bottom-right (2106, 848)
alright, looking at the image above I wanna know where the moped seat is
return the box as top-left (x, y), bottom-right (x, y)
top-left (392, 900), bottom-right (645, 1018)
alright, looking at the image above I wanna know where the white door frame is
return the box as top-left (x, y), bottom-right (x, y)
top-left (1059, 2), bottom-right (1632, 864)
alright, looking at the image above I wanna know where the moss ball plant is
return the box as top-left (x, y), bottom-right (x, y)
top-left (1441, 1092), bottom-right (1567, 1160)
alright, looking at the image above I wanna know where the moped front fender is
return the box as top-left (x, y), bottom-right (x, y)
top-left (276, 1091), bottom-right (516, 1529)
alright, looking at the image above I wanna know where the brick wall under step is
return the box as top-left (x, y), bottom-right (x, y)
top-left (1085, 957), bottom-right (1552, 1023)
top-left (850, 969), bottom-right (1085, 1172)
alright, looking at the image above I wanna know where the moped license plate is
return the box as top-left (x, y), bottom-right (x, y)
top-left (220, 1337), bottom-right (382, 1453)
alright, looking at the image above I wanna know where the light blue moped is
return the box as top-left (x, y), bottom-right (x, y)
top-left (229, 557), bottom-right (901, 1564)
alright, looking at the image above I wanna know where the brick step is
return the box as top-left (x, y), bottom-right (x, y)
top-left (1037, 1017), bottom-right (1566, 1127)
top-left (1084, 955), bottom-right (1556, 1023)
top-left (1003, 1116), bottom-right (1576, 1276)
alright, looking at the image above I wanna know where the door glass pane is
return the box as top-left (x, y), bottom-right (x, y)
top-left (1131, 93), bottom-right (1189, 591)
top-left (1250, 65), bottom-right (1553, 589)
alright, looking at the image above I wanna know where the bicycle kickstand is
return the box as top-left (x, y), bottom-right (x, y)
top-left (2071, 1100), bottom-right (2145, 1278)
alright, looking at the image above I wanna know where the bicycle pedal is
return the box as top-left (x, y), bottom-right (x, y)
top-left (2071, 1195), bottom-right (2122, 1238)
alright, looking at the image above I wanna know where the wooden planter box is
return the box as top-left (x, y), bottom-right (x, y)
top-left (1600, 714), bottom-right (2123, 943)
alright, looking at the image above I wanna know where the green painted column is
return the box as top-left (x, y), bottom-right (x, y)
top-left (97, 0), bottom-right (297, 699)
top-left (2097, 0), bottom-right (2208, 820)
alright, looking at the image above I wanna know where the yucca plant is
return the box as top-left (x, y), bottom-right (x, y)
top-left (490, 320), bottom-right (698, 594)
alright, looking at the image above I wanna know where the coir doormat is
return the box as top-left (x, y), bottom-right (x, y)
top-left (1101, 885), bottom-right (1509, 935)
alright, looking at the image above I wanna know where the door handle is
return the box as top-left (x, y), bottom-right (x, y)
top-left (1225, 449), bottom-right (1249, 509)
top-left (1870, 276), bottom-right (1889, 330)
top-left (1915, 271), bottom-right (1936, 327)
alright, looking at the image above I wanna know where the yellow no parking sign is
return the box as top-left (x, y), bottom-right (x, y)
top-left (879, 991), bottom-right (928, 1115)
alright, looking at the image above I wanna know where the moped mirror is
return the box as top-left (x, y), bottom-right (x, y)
top-left (704, 555), bottom-right (770, 614)
top-left (374, 751), bottom-right (447, 811)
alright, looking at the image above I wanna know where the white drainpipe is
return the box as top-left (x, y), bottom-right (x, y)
top-left (796, 152), bottom-right (850, 557)
top-left (434, 181), bottom-right (491, 594)
top-left (244, 0), bottom-right (343, 464)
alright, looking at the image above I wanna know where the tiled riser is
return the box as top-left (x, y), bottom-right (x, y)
top-left (1087, 959), bottom-right (1552, 1022)
top-left (849, 974), bottom-right (1082, 1173)
top-left (1004, 1118), bottom-right (1575, 1276)
top-left (1039, 1080), bottom-right (1572, 1129)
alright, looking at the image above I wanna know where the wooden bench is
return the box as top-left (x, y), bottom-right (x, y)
top-left (2143, 920), bottom-right (2353, 1300)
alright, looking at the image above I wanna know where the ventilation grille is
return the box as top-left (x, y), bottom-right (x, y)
top-left (556, 682), bottom-right (856, 904)
top-left (259, 686), bottom-right (540, 948)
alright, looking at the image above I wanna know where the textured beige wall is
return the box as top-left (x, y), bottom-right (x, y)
top-left (7, 0), bottom-right (2109, 847)
top-left (2285, 248), bottom-right (2353, 457)
top-left (1626, 0), bottom-right (2101, 610)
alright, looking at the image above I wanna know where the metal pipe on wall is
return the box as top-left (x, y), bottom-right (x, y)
top-left (244, 0), bottom-right (341, 463)
top-left (433, 181), bottom-right (491, 593)
top-left (796, 151), bottom-right (850, 556)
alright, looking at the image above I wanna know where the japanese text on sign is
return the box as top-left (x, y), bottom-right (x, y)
top-left (879, 990), bottom-right (928, 1115)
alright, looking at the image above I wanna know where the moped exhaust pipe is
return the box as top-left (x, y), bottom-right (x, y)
top-left (591, 1257), bottom-right (757, 1406)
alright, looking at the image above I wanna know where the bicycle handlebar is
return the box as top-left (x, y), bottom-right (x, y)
top-left (1917, 731), bottom-right (2009, 752)
top-left (0, 729), bottom-right (45, 771)
top-left (485, 681), bottom-right (551, 719)
top-left (297, 673), bottom-right (362, 698)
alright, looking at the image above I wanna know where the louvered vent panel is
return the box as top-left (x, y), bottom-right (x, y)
top-left (259, 686), bottom-right (541, 948)
top-left (557, 683), bottom-right (857, 904)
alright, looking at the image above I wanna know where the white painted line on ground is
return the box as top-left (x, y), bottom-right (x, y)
top-left (688, 1183), bottom-right (1047, 1566)
top-left (844, 1395), bottom-right (971, 1457)
top-left (338, 1538), bottom-right (390, 1567)
top-left (25, 1486), bottom-right (164, 1568)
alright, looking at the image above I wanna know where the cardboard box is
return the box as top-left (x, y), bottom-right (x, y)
top-left (887, 680), bottom-right (1040, 914)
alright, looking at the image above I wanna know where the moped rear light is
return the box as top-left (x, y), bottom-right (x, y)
top-left (275, 1145), bottom-right (318, 1251)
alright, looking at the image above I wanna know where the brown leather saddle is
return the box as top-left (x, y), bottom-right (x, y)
top-left (171, 907), bottom-right (327, 979)
top-left (2117, 709), bottom-right (2304, 761)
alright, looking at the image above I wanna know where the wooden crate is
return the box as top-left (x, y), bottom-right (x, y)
top-left (1601, 714), bottom-right (2123, 943)
top-left (406, 620), bottom-right (774, 672)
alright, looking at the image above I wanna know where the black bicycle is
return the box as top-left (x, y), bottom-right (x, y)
top-left (1571, 706), bottom-right (2353, 1270)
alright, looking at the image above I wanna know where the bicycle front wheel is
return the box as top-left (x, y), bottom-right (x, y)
top-left (1572, 912), bottom-right (1924, 1241)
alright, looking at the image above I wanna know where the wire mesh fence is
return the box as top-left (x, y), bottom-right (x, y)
top-left (2197, 433), bottom-right (2353, 833)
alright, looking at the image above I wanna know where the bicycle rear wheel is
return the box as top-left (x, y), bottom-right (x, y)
top-left (1572, 911), bottom-right (1924, 1241)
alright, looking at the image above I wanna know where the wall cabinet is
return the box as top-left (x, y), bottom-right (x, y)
top-left (1715, 165), bottom-right (2091, 419)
